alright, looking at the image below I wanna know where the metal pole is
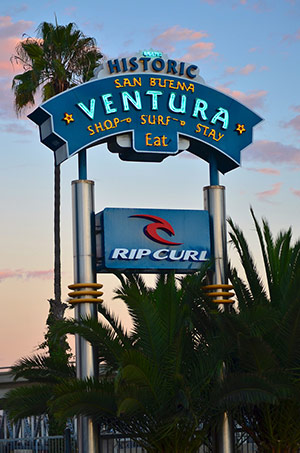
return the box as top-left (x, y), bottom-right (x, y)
top-left (72, 178), bottom-right (99, 453)
top-left (203, 183), bottom-right (234, 453)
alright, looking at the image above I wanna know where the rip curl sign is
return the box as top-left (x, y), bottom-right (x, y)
top-left (28, 52), bottom-right (262, 173)
top-left (95, 208), bottom-right (210, 273)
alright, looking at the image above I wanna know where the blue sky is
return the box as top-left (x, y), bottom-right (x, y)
top-left (0, 0), bottom-right (299, 366)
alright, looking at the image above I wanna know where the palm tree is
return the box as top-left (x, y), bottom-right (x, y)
top-left (218, 210), bottom-right (300, 452)
top-left (11, 20), bottom-right (103, 333)
top-left (50, 272), bottom-right (225, 453)
top-left (1, 354), bottom-right (76, 435)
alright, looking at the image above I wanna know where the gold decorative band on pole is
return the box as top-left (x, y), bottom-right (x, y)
top-left (203, 284), bottom-right (234, 304)
top-left (68, 283), bottom-right (103, 304)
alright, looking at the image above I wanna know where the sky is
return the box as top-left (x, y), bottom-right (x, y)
top-left (0, 0), bottom-right (299, 367)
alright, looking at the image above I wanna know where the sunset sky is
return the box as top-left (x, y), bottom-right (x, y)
top-left (0, 0), bottom-right (299, 366)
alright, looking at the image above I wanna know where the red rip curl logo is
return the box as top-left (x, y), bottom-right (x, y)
top-left (130, 214), bottom-right (183, 246)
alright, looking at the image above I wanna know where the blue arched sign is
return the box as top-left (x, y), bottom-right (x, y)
top-left (29, 54), bottom-right (262, 173)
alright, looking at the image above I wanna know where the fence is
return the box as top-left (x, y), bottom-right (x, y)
top-left (98, 431), bottom-right (258, 453)
top-left (0, 435), bottom-right (76, 452)
top-left (0, 431), bottom-right (258, 453)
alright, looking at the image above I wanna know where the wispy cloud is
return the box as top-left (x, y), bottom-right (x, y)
top-left (225, 66), bottom-right (236, 74)
top-left (64, 6), bottom-right (77, 16)
top-left (246, 167), bottom-right (280, 175)
top-left (1, 5), bottom-right (28, 16)
top-left (256, 182), bottom-right (282, 201)
top-left (151, 26), bottom-right (217, 61)
top-left (0, 269), bottom-right (53, 282)
top-left (282, 28), bottom-right (300, 42)
top-left (0, 122), bottom-right (33, 135)
top-left (151, 26), bottom-right (207, 52)
top-left (243, 140), bottom-right (300, 167)
top-left (181, 42), bottom-right (217, 62)
top-left (216, 83), bottom-right (267, 109)
top-left (225, 64), bottom-right (256, 76)
top-left (283, 116), bottom-right (300, 133)
top-left (282, 107), bottom-right (300, 135)
top-left (0, 16), bottom-right (32, 38)
top-left (202, 0), bottom-right (270, 11)
top-left (240, 63), bottom-right (256, 75)
top-left (0, 16), bottom-right (33, 77)
top-left (291, 188), bottom-right (300, 197)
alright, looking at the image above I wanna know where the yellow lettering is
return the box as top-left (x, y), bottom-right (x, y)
top-left (88, 125), bottom-right (95, 136)
top-left (150, 78), bottom-right (156, 87)
top-left (202, 125), bottom-right (210, 136)
top-left (157, 115), bottom-right (166, 125)
top-left (104, 120), bottom-right (113, 130)
top-left (208, 129), bottom-right (216, 140)
top-left (161, 135), bottom-right (168, 147)
top-left (169, 79), bottom-right (175, 89)
top-left (195, 123), bottom-right (225, 142)
top-left (114, 79), bottom-right (122, 88)
top-left (146, 133), bottom-right (152, 146)
top-left (153, 136), bottom-right (161, 146)
top-left (216, 133), bottom-right (224, 142)
top-left (133, 77), bottom-right (142, 87)
top-left (149, 115), bottom-right (156, 125)
top-left (158, 78), bottom-right (167, 88)
top-left (113, 117), bottom-right (120, 128)
top-left (140, 115), bottom-right (146, 125)
top-left (94, 122), bottom-right (104, 132)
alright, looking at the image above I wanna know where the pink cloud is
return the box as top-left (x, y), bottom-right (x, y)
top-left (243, 140), bottom-right (300, 167)
top-left (0, 78), bottom-right (15, 117)
top-left (240, 63), bottom-right (256, 75)
top-left (0, 16), bottom-right (32, 38)
top-left (283, 114), bottom-right (300, 133)
top-left (151, 25), bottom-right (209, 54)
top-left (0, 17), bottom-right (33, 77)
top-left (282, 28), bottom-right (300, 42)
top-left (291, 188), bottom-right (300, 197)
top-left (249, 47), bottom-right (259, 53)
top-left (224, 64), bottom-right (256, 76)
top-left (25, 270), bottom-right (54, 280)
top-left (0, 269), bottom-right (53, 282)
top-left (256, 182), bottom-right (282, 201)
top-left (260, 65), bottom-right (269, 71)
top-left (291, 105), bottom-right (300, 113)
top-left (246, 167), bottom-right (280, 175)
top-left (64, 6), bottom-right (77, 16)
top-left (181, 42), bottom-right (217, 62)
top-left (216, 83), bottom-right (267, 109)
top-left (225, 66), bottom-right (236, 74)
top-left (0, 122), bottom-right (33, 135)
top-left (2, 5), bottom-right (28, 16)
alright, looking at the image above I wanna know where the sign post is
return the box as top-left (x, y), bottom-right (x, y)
top-left (67, 152), bottom-right (103, 453)
top-left (29, 52), bottom-right (262, 453)
top-left (204, 183), bottom-right (234, 453)
top-left (71, 178), bottom-right (99, 453)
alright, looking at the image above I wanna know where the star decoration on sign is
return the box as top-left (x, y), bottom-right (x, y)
top-left (236, 123), bottom-right (246, 135)
top-left (63, 113), bottom-right (74, 125)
